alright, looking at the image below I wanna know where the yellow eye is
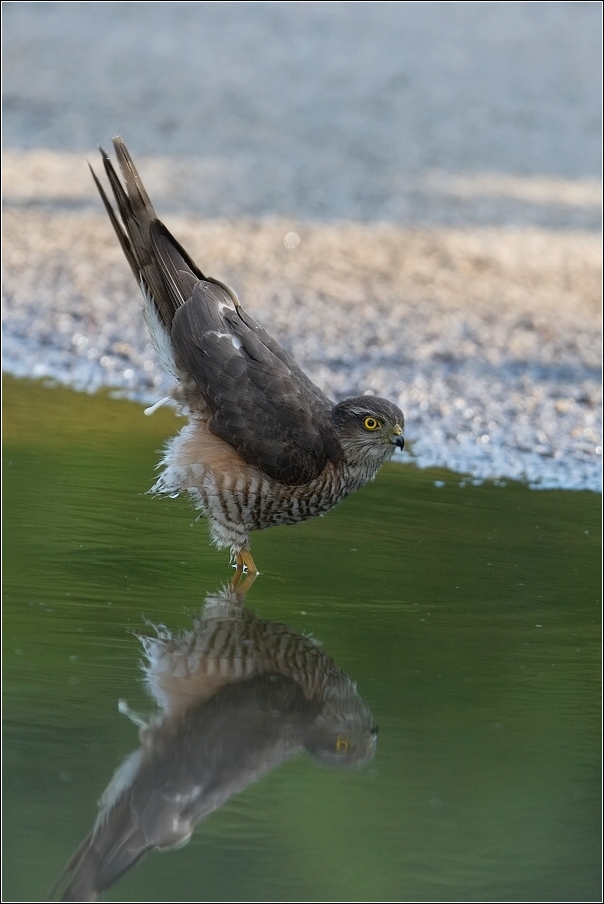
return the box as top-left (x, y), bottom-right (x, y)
top-left (335, 735), bottom-right (350, 752)
top-left (363, 416), bottom-right (381, 431)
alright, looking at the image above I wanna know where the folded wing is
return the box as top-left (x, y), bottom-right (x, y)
top-left (92, 138), bottom-right (343, 485)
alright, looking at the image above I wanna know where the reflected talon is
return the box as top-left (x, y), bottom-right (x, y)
top-left (235, 548), bottom-right (258, 575)
top-left (229, 547), bottom-right (259, 594)
top-left (229, 569), bottom-right (258, 596)
top-left (50, 583), bottom-right (375, 901)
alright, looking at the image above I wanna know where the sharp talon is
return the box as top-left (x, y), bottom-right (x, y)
top-left (234, 548), bottom-right (258, 575)
top-left (229, 569), bottom-right (258, 596)
top-left (229, 551), bottom-right (259, 593)
top-left (91, 139), bottom-right (407, 584)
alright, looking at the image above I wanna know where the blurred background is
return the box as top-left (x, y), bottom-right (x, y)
top-left (3, 0), bottom-right (602, 489)
top-left (3, 0), bottom-right (602, 222)
top-left (3, 1), bottom-right (602, 490)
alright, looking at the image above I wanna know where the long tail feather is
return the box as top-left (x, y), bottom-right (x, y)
top-left (90, 137), bottom-right (205, 329)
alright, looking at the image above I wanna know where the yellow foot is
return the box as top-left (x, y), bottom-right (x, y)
top-left (229, 548), bottom-right (259, 595)
top-left (234, 548), bottom-right (258, 574)
top-left (229, 568), bottom-right (258, 596)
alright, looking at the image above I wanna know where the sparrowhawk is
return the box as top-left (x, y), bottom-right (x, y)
top-left (51, 584), bottom-right (376, 901)
top-left (91, 139), bottom-right (405, 573)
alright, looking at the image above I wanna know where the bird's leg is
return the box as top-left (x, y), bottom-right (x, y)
top-left (229, 569), bottom-right (258, 596)
top-left (234, 548), bottom-right (258, 574)
top-left (230, 547), bottom-right (259, 594)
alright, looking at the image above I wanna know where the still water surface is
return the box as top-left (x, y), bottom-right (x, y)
top-left (3, 376), bottom-right (601, 902)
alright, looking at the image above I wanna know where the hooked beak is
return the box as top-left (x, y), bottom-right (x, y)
top-left (392, 425), bottom-right (405, 450)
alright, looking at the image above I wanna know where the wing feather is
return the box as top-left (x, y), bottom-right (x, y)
top-left (92, 138), bottom-right (343, 485)
top-left (171, 285), bottom-right (343, 484)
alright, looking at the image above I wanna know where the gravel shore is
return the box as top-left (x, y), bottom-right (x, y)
top-left (3, 163), bottom-right (601, 490)
top-left (3, 2), bottom-right (602, 490)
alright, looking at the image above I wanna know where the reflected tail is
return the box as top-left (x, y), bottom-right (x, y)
top-left (48, 799), bottom-right (150, 902)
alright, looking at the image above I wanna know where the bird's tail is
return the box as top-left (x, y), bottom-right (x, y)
top-left (48, 798), bottom-right (150, 902)
top-left (89, 136), bottom-right (205, 331)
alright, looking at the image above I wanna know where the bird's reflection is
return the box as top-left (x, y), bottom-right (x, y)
top-left (51, 582), bottom-right (377, 901)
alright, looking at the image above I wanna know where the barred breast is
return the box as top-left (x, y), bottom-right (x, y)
top-left (152, 419), bottom-right (378, 556)
top-left (51, 586), bottom-right (375, 902)
top-left (142, 587), bottom-right (371, 727)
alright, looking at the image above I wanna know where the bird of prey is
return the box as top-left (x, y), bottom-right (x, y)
top-left (50, 584), bottom-right (376, 901)
top-left (91, 138), bottom-right (405, 573)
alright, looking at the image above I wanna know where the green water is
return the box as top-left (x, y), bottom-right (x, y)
top-left (3, 375), bottom-right (601, 902)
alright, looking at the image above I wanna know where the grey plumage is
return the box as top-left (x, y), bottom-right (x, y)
top-left (91, 138), bottom-right (405, 571)
top-left (50, 586), bottom-right (376, 901)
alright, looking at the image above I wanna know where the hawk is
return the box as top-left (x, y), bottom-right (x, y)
top-left (51, 584), bottom-right (376, 901)
top-left (91, 138), bottom-right (405, 573)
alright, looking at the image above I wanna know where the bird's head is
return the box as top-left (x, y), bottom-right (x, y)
top-left (303, 719), bottom-right (378, 769)
top-left (332, 396), bottom-right (405, 466)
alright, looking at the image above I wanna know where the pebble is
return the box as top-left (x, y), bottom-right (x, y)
top-left (3, 201), bottom-right (601, 492)
top-left (3, 3), bottom-right (601, 492)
